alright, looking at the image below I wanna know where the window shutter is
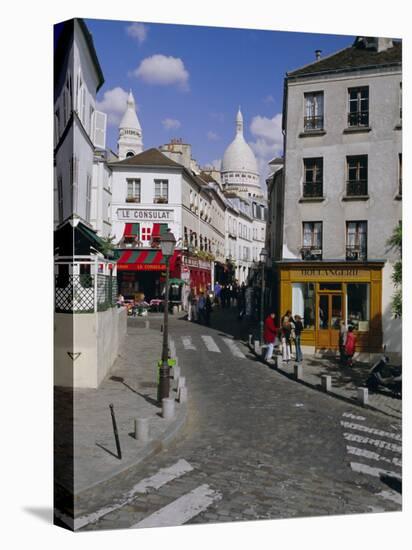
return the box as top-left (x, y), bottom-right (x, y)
top-left (93, 110), bottom-right (107, 149)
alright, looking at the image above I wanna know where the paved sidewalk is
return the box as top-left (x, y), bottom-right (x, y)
top-left (249, 344), bottom-right (402, 419)
top-left (54, 319), bottom-right (187, 498)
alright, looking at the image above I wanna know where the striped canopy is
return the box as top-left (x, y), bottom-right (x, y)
top-left (116, 248), bottom-right (180, 271)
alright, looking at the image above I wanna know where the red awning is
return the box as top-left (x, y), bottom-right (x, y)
top-left (117, 249), bottom-right (180, 272)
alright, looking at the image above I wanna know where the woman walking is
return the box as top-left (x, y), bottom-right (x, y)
top-left (345, 326), bottom-right (356, 367)
top-left (293, 314), bottom-right (303, 362)
top-left (280, 310), bottom-right (292, 362)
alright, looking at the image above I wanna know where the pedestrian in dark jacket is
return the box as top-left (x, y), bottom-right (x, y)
top-left (264, 313), bottom-right (278, 362)
top-left (293, 314), bottom-right (303, 362)
top-left (205, 294), bottom-right (212, 326)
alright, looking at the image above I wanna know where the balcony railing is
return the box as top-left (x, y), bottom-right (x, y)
top-left (346, 245), bottom-right (367, 261)
top-left (303, 182), bottom-right (323, 198)
top-left (347, 111), bottom-right (369, 127)
top-left (346, 180), bottom-right (368, 196)
top-left (304, 116), bottom-right (324, 131)
top-left (300, 246), bottom-right (322, 260)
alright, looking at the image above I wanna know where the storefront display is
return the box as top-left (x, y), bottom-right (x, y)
top-left (276, 261), bottom-right (384, 352)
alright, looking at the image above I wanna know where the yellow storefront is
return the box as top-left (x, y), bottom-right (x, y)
top-left (276, 261), bottom-right (384, 353)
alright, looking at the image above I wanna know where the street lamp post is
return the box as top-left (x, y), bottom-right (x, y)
top-left (259, 248), bottom-right (268, 345)
top-left (157, 229), bottom-right (176, 404)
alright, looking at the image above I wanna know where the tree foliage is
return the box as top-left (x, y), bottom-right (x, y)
top-left (387, 221), bottom-right (402, 318)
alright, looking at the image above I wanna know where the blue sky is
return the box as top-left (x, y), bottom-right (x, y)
top-left (86, 18), bottom-right (354, 184)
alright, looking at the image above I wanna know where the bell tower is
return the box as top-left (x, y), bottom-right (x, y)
top-left (117, 90), bottom-right (143, 159)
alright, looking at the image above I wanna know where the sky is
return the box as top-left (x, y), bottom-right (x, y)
top-left (85, 18), bottom-right (354, 187)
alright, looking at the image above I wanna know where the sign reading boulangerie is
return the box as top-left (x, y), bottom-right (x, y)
top-left (117, 208), bottom-right (174, 221)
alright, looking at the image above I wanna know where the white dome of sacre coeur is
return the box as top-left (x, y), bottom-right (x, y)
top-left (221, 108), bottom-right (258, 175)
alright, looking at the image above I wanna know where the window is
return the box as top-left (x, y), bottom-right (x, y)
top-left (347, 283), bottom-right (370, 331)
top-left (57, 175), bottom-right (63, 222)
top-left (303, 158), bottom-right (323, 197)
top-left (304, 92), bottom-right (324, 130)
top-left (346, 221), bottom-right (367, 260)
top-left (302, 222), bottom-right (322, 259)
top-left (141, 227), bottom-right (151, 241)
top-left (184, 227), bottom-right (188, 247)
top-left (154, 179), bottom-right (168, 203)
top-left (69, 155), bottom-right (78, 214)
top-left (398, 153), bottom-right (402, 196)
top-left (292, 283), bottom-right (315, 329)
top-left (86, 174), bottom-right (92, 222)
top-left (346, 155), bottom-right (368, 196)
top-left (348, 87), bottom-right (369, 127)
top-left (126, 179), bottom-right (141, 203)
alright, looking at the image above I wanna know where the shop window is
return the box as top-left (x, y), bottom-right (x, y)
top-left (346, 221), bottom-right (367, 260)
top-left (347, 283), bottom-right (370, 331)
top-left (292, 282), bottom-right (315, 329)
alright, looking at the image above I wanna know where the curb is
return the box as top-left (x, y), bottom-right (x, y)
top-left (247, 343), bottom-right (401, 420)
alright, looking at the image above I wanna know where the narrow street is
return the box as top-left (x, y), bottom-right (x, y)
top-left (76, 308), bottom-right (401, 531)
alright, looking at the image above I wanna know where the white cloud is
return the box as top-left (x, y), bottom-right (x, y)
top-left (126, 22), bottom-right (148, 44)
top-left (162, 118), bottom-right (181, 130)
top-left (207, 131), bottom-right (219, 141)
top-left (131, 54), bottom-right (189, 91)
top-left (96, 87), bottom-right (130, 126)
top-left (249, 113), bottom-right (283, 185)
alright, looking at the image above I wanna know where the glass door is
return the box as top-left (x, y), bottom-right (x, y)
top-left (316, 293), bottom-right (344, 348)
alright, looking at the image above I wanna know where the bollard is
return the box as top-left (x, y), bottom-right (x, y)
top-left (253, 340), bottom-right (261, 355)
top-left (357, 387), bottom-right (369, 406)
top-left (134, 417), bottom-right (150, 442)
top-left (173, 365), bottom-right (181, 381)
top-left (321, 374), bottom-right (332, 393)
top-left (144, 320), bottom-right (150, 329)
top-left (109, 404), bottom-right (122, 459)
top-left (177, 376), bottom-right (186, 391)
top-left (178, 386), bottom-right (188, 403)
top-left (162, 397), bottom-right (175, 420)
top-left (248, 334), bottom-right (253, 347)
top-left (294, 363), bottom-right (303, 380)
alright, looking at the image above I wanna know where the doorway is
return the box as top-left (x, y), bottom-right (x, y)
top-left (316, 292), bottom-right (344, 348)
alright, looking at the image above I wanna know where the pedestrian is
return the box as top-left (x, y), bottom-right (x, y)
top-left (339, 320), bottom-right (348, 364)
top-left (197, 291), bottom-right (206, 324)
top-left (205, 293), bottom-right (213, 326)
top-left (264, 312), bottom-right (278, 363)
top-left (345, 325), bottom-right (356, 367)
top-left (293, 314), bottom-right (303, 362)
top-left (280, 310), bottom-right (292, 362)
top-left (214, 281), bottom-right (222, 306)
top-left (187, 288), bottom-right (196, 321)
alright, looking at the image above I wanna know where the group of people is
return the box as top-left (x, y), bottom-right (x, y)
top-left (263, 310), bottom-right (304, 363)
top-left (213, 281), bottom-right (244, 309)
top-left (187, 288), bottom-right (213, 325)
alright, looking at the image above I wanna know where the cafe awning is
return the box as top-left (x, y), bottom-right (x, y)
top-left (116, 249), bottom-right (180, 271)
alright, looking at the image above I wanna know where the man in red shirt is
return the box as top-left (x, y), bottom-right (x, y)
top-left (264, 312), bottom-right (278, 363)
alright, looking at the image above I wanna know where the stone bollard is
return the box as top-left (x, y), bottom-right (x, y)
top-left (254, 340), bottom-right (262, 355)
top-left (134, 418), bottom-right (150, 442)
top-left (321, 374), bottom-right (332, 392)
top-left (162, 397), bottom-right (175, 420)
top-left (144, 320), bottom-right (150, 329)
top-left (357, 387), bottom-right (369, 406)
top-left (248, 334), bottom-right (253, 347)
top-left (172, 305), bottom-right (178, 315)
top-left (294, 363), bottom-right (303, 380)
top-left (178, 386), bottom-right (188, 403)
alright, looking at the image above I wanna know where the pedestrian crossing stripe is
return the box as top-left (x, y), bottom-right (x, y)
top-left (222, 337), bottom-right (245, 359)
top-left (182, 336), bottom-right (196, 350)
top-left (376, 490), bottom-right (402, 505)
top-left (131, 484), bottom-right (222, 528)
top-left (201, 335), bottom-right (221, 353)
top-left (346, 445), bottom-right (402, 468)
top-left (350, 461), bottom-right (401, 481)
top-left (340, 421), bottom-right (402, 442)
top-left (342, 412), bottom-right (366, 421)
top-left (343, 433), bottom-right (401, 454)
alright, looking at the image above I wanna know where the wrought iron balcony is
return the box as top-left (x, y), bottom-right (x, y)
top-left (346, 245), bottom-right (367, 261)
top-left (304, 116), bottom-right (324, 131)
top-left (347, 111), bottom-right (369, 127)
top-left (346, 180), bottom-right (368, 196)
top-left (300, 246), bottom-right (322, 260)
top-left (303, 182), bottom-right (323, 198)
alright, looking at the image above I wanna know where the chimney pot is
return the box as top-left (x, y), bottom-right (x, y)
top-left (315, 49), bottom-right (322, 60)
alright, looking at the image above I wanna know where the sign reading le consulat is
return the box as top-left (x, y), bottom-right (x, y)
top-left (117, 208), bottom-right (174, 222)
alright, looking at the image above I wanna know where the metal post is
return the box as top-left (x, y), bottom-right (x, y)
top-left (158, 259), bottom-right (171, 403)
top-left (259, 261), bottom-right (265, 344)
top-left (109, 403), bottom-right (122, 459)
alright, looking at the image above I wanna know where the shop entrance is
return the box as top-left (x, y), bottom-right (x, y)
top-left (316, 292), bottom-right (344, 349)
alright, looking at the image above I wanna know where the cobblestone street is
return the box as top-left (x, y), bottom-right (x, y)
top-left (74, 310), bottom-right (401, 531)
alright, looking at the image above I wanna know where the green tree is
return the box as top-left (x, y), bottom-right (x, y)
top-left (387, 221), bottom-right (402, 317)
top-left (100, 234), bottom-right (116, 258)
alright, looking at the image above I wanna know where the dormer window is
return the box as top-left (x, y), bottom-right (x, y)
top-left (126, 151), bottom-right (135, 158)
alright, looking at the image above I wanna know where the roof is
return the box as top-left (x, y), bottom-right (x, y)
top-left (54, 218), bottom-right (107, 256)
top-left (288, 40), bottom-right (401, 79)
top-left (110, 148), bottom-right (184, 168)
top-left (54, 19), bottom-right (104, 92)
